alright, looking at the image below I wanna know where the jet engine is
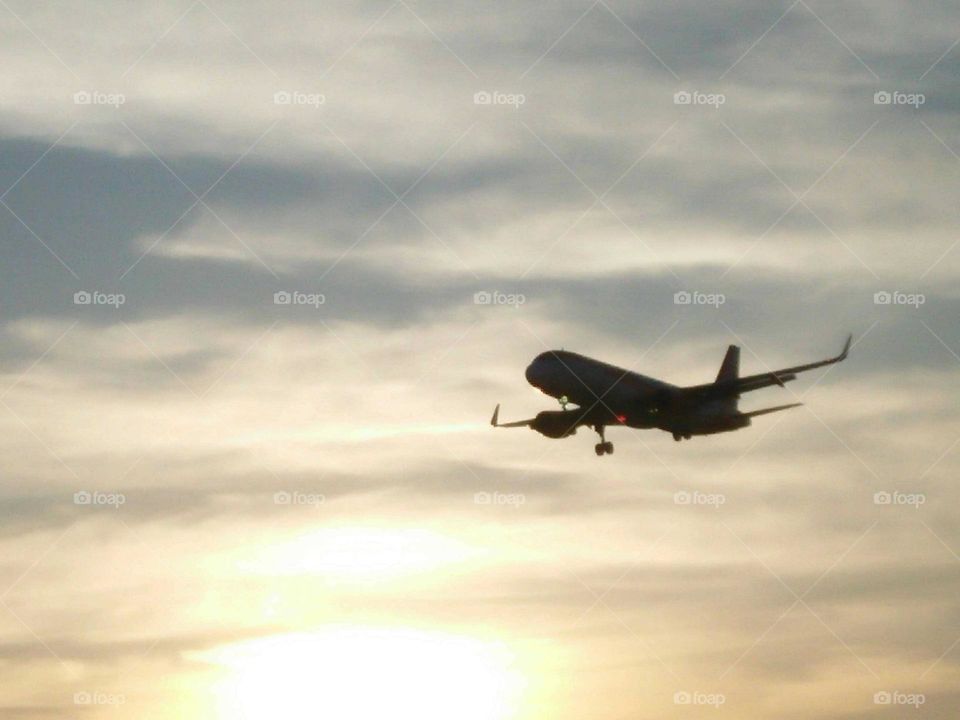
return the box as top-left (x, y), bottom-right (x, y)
top-left (530, 410), bottom-right (581, 438)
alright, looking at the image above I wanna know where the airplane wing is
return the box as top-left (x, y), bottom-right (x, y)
top-left (690, 334), bottom-right (851, 397)
top-left (490, 404), bottom-right (534, 428)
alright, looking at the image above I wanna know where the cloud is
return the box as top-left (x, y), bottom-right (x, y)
top-left (1, 1), bottom-right (960, 718)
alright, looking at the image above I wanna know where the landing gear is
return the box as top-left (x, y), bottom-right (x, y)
top-left (594, 425), bottom-right (614, 456)
top-left (672, 432), bottom-right (693, 442)
top-left (558, 395), bottom-right (570, 410)
top-left (594, 441), bottom-right (614, 455)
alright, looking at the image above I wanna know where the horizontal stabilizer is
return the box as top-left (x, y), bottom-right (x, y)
top-left (743, 402), bottom-right (803, 418)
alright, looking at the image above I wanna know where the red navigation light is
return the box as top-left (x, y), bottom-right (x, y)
top-left (616, 414), bottom-right (627, 423)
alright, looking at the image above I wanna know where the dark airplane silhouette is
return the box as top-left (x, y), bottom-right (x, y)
top-left (492, 334), bottom-right (851, 455)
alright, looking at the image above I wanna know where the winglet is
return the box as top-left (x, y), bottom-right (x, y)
top-left (491, 403), bottom-right (500, 427)
top-left (838, 333), bottom-right (852, 361)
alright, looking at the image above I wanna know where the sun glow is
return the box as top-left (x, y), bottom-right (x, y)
top-left (195, 625), bottom-right (526, 720)
top-left (237, 527), bottom-right (480, 583)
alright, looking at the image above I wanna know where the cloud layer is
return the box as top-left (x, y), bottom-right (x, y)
top-left (1, 1), bottom-right (959, 718)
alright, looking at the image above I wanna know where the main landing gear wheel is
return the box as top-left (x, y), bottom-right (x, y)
top-left (673, 432), bottom-right (682, 442)
top-left (594, 426), bottom-right (613, 455)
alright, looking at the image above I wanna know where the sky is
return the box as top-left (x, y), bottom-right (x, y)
top-left (1, 0), bottom-right (959, 717)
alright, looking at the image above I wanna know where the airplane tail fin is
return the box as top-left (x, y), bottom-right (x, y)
top-left (716, 345), bottom-right (740, 383)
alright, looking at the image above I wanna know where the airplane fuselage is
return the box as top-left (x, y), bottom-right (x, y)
top-left (524, 350), bottom-right (742, 437)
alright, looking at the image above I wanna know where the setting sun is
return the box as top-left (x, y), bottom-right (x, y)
top-left (194, 626), bottom-right (526, 720)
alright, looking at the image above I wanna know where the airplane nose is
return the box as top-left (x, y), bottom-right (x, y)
top-left (525, 356), bottom-right (546, 386)
top-left (524, 361), bottom-right (538, 385)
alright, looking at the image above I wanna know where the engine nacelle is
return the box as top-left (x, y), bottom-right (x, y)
top-left (530, 410), bottom-right (580, 438)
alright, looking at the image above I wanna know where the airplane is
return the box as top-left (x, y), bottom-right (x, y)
top-left (491, 334), bottom-right (852, 455)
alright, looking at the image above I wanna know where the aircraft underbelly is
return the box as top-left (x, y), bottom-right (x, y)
top-left (667, 402), bottom-right (749, 435)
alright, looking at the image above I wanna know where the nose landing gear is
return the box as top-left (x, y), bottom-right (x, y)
top-left (594, 425), bottom-right (614, 456)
